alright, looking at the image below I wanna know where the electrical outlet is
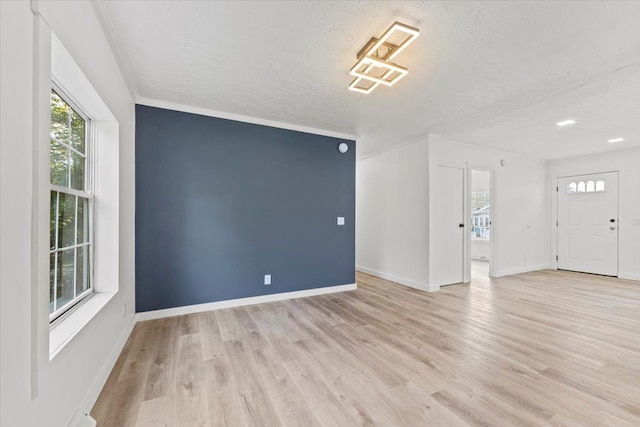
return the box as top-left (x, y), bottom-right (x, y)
top-left (264, 274), bottom-right (271, 285)
top-left (337, 217), bottom-right (345, 225)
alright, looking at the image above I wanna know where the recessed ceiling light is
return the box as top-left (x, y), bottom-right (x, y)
top-left (556, 119), bottom-right (576, 127)
top-left (608, 138), bottom-right (624, 143)
top-left (348, 22), bottom-right (419, 94)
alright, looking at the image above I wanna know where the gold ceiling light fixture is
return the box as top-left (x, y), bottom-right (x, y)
top-left (348, 21), bottom-right (419, 94)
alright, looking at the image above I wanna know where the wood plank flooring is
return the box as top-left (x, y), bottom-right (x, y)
top-left (92, 268), bottom-right (640, 426)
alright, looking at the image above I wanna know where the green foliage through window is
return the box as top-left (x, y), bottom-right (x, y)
top-left (50, 89), bottom-right (92, 319)
top-left (51, 90), bottom-right (86, 190)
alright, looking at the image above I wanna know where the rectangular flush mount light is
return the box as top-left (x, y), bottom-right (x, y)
top-left (350, 55), bottom-right (408, 86)
top-left (349, 22), bottom-right (419, 94)
top-left (556, 119), bottom-right (576, 127)
top-left (608, 138), bottom-right (624, 143)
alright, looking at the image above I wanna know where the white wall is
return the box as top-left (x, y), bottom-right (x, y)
top-left (548, 147), bottom-right (640, 281)
top-left (429, 136), bottom-right (550, 278)
top-left (471, 239), bottom-right (491, 261)
top-left (356, 139), bottom-right (433, 291)
top-left (1, 2), bottom-right (34, 421)
top-left (356, 135), bottom-right (549, 291)
top-left (471, 170), bottom-right (490, 193)
top-left (0, 2), bottom-right (135, 426)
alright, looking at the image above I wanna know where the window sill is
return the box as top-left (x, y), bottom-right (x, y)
top-left (49, 291), bottom-right (116, 360)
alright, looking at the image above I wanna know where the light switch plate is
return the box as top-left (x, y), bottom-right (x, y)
top-left (337, 217), bottom-right (345, 225)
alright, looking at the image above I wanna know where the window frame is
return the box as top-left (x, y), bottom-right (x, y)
top-left (49, 83), bottom-right (95, 324)
top-left (44, 32), bottom-right (121, 360)
top-left (567, 179), bottom-right (606, 194)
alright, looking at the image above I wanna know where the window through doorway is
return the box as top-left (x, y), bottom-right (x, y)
top-left (471, 170), bottom-right (491, 280)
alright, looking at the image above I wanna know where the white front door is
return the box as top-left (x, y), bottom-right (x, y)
top-left (557, 172), bottom-right (618, 276)
top-left (432, 165), bottom-right (465, 286)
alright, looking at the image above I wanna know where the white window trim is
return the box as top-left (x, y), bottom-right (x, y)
top-left (47, 34), bottom-right (120, 359)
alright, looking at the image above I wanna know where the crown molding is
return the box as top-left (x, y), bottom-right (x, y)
top-left (136, 97), bottom-right (359, 141)
top-left (91, 0), bottom-right (139, 100)
top-left (357, 132), bottom-right (429, 161)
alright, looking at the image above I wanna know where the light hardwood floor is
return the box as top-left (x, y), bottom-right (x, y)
top-left (92, 269), bottom-right (640, 426)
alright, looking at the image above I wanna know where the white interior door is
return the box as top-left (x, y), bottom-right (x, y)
top-left (557, 172), bottom-right (618, 276)
top-left (432, 165), bottom-right (465, 286)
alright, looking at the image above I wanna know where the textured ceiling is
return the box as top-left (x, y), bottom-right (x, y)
top-left (96, 1), bottom-right (640, 160)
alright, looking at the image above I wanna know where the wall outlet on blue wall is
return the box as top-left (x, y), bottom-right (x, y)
top-left (264, 274), bottom-right (271, 285)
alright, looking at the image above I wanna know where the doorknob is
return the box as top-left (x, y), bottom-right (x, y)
top-left (610, 219), bottom-right (616, 223)
top-left (459, 223), bottom-right (464, 228)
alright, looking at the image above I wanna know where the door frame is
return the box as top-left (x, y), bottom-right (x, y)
top-left (467, 168), bottom-right (496, 279)
top-left (552, 170), bottom-right (620, 275)
top-left (429, 161), bottom-right (499, 285)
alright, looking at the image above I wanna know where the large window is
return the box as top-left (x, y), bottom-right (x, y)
top-left (50, 89), bottom-right (93, 322)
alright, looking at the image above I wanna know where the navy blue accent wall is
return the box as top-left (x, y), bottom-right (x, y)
top-left (135, 105), bottom-right (355, 312)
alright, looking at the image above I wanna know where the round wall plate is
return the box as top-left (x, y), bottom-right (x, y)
top-left (338, 143), bottom-right (349, 153)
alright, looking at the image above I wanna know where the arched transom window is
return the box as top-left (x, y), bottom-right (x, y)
top-left (567, 179), bottom-right (605, 194)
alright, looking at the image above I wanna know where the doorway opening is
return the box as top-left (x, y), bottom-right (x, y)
top-left (470, 170), bottom-right (492, 282)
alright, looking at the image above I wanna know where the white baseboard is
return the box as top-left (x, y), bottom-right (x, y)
top-left (493, 264), bottom-right (551, 277)
top-left (356, 266), bottom-right (439, 292)
top-left (135, 283), bottom-right (358, 322)
top-left (82, 315), bottom-right (136, 412)
top-left (619, 273), bottom-right (640, 282)
top-left (66, 410), bottom-right (97, 427)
